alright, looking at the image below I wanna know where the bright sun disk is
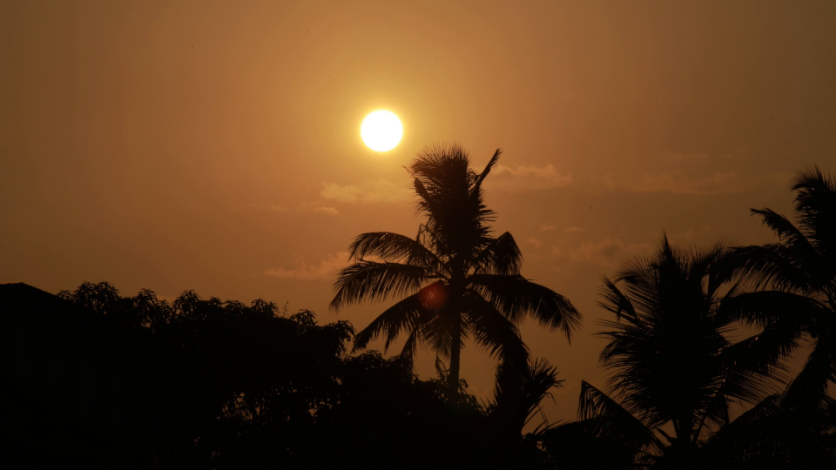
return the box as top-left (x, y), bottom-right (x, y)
top-left (361, 110), bottom-right (403, 152)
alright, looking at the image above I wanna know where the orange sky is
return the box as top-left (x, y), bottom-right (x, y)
top-left (2, 0), bottom-right (835, 422)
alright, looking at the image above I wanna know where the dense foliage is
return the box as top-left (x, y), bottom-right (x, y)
top-left (51, 281), bottom-right (558, 469)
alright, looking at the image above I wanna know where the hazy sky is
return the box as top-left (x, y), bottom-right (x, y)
top-left (2, 0), bottom-right (835, 422)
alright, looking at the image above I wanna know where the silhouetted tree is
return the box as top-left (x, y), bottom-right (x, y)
top-left (699, 387), bottom-right (836, 469)
top-left (485, 358), bottom-right (562, 438)
top-left (59, 282), bottom-right (355, 468)
top-left (52, 281), bottom-right (559, 469)
top-left (732, 166), bottom-right (836, 406)
top-left (482, 357), bottom-right (565, 469)
top-left (546, 237), bottom-right (797, 469)
top-left (331, 145), bottom-right (580, 396)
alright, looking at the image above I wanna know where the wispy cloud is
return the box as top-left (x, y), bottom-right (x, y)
top-left (540, 225), bottom-right (556, 232)
top-left (264, 252), bottom-right (348, 281)
top-left (524, 236), bottom-right (542, 249)
top-left (321, 179), bottom-right (412, 204)
top-left (299, 202), bottom-right (340, 215)
top-left (487, 164), bottom-right (573, 192)
top-left (266, 202), bottom-right (340, 215)
top-left (313, 206), bottom-right (339, 215)
top-left (602, 171), bottom-right (742, 194)
top-left (596, 168), bottom-right (790, 194)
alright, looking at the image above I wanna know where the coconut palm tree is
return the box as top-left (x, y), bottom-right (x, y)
top-left (482, 357), bottom-right (564, 469)
top-left (484, 357), bottom-right (563, 438)
top-left (731, 166), bottom-right (836, 406)
top-left (698, 388), bottom-right (836, 469)
top-left (547, 237), bottom-right (797, 469)
top-left (330, 145), bottom-right (580, 397)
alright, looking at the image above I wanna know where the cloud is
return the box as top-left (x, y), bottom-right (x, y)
top-left (321, 179), bottom-right (412, 204)
top-left (308, 204), bottom-right (340, 215)
top-left (265, 202), bottom-right (340, 215)
top-left (540, 225), bottom-right (556, 232)
top-left (555, 238), bottom-right (652, 267)
top-left (299, 202), bottom-right (340, 215)
top-left (487, 164), bottom-right (573, 192)
top-left (524, 236), bottom-right (542, 249)
top-left (597, 170), bottom-right (790, 194)
top-left (264, 252), bottom-right (349, 281)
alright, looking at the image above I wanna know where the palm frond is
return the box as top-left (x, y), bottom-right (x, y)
top-left (717, 290), bottom-right (825, 328)
top-left (792, 166), bottom-right (836, 254)
top-left (468, 273), bottom-right (581, 338)
top-left (473, 148), bottom-right (502, 189)
top-left (486, 357), bottom-right (562, 434)
top-left (469, 231), bottom-right (522, 275)
top-left (783, 340), bottom-right (836, 411)
top-left (753, 208), bottom-right (811, 248)
top-left (399, 308), bottom-right (446, 364)
top-left (330, 261), bottom-right (429, 309)
top-left (598, 277), bottom-right (641, 324)
top-left (348, 231), bottom-right (446, 273)
top-left (399, 323), bottom-right (424, 364)
top-left (462, 292), bottom-right (528, 364)
top-left (351, 292), bottom-right (424, 353)
top-left (697, 326), bottom-right (799, 436)
top-left (729, 243), bottom-right (818, 292)
top-left (754, 208), bottom-right (830, 287)
top-left (420, 308), bottom-right (458, 360)
top-left (577, 381), bottom-right (663, 456)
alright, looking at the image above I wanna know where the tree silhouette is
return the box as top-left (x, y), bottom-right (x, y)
top-left (698, 388), bottom-right (836, 469)
top-left (732, 166), bottom-right (836, 407)
top-left (42, 281), bottom-right (561, 468)
top-left (482, 357), bottom-right (565, 469)
top-left (330, 145), bottom-right (580, 396)
top-left (548, 237), bottom-right (796, 469)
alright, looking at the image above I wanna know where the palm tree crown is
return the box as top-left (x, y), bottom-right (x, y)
top-left (565, 237), bottom-right (795, 468)
top-left (733, 167), bottom-right (836, 403)
top-left (330, 145), bottom-right (580, 396)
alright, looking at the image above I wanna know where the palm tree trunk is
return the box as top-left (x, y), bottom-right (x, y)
top-left (448, 314), bottom-right (462, 400)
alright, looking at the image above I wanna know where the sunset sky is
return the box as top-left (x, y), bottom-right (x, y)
top-left (2, 0), bottom-right (835, 422)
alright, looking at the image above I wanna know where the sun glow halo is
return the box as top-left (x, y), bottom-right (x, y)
top-left (361, 110), bottom-right (403, 152)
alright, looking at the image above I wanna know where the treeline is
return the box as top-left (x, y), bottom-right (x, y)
top-left (4, 283), bottom-right (557, 469)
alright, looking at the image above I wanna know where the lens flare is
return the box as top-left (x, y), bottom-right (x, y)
top-left (419, 282), bottom-right (448, 310)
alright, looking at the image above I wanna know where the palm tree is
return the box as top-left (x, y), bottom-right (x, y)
top-left (732, 166), bottom-right (836, 406)
top-left (550, 237), bottom-right (796, 469)
top-left (484, 357), bottom-right (563, 438)
top-left (482, 357), bottom-right (564, 469)
top-left (330, 145), bottom-right (580, 397)
top-left (698, 388), bottom-right (836, 468)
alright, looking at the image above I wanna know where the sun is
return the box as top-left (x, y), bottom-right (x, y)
top-left (361, 110), bottom-right (403, 152)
